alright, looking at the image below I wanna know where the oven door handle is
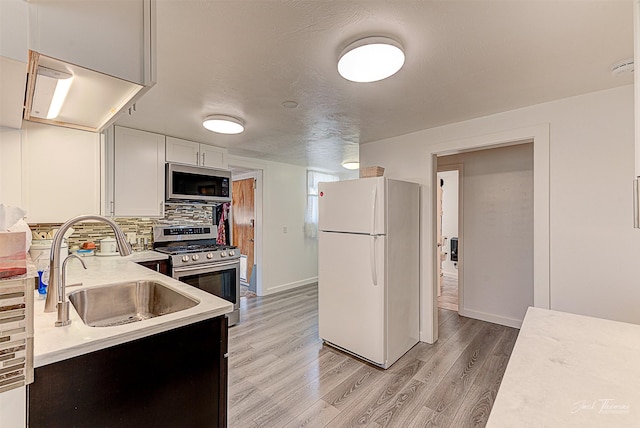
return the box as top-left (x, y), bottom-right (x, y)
top-left (173, 260), bottom-right (240, 273)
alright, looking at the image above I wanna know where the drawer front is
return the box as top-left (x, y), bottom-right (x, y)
top-left (0, 278), bottom-right (34, 392)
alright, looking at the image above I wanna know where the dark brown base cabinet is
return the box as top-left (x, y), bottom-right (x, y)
top-left (137, 259), bottom-right (169, 275)
top-left (28, 316), bottom-right (228, 428)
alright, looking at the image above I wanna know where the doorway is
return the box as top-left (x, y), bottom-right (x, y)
top-left (230, 168), bottom-right (262, 297)
top-left (436, 168), bottom-right (460, 312)
top-left (232, 177), bottom-right (256, 297)
top-left (435, 143), bottom-right (534, 329)
top-left (421, 124), bottom-right (549, 344)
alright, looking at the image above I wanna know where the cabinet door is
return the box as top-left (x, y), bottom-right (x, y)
top-left (0, 0), bottom-right (28, 62)
top-left (114, 127), bottom-right (165, 217)
top-left (201, 144), bottom-right (228, 169)
top-left (137, 259), bottom-right (168, 275)
top-left (166, 136), bottom-right (199, 166)
top-left (28, 0), bottom-right (153, 85)
top-left (23, 121), bottom-right (100, 223)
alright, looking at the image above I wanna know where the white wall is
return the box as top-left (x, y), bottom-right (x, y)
top-left (0, 128), bottom-right (23, 208)
top-left (437, 170), bottom-right (458, 276)
top-left (360, 85), bottom-right (640, 333)
top-left (228, 155), bottom-right (318, 296)
top-left (439, 144), bottom-right (534, 327)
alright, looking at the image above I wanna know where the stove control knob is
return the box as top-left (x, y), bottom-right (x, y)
top-left (207, 252), bottom-right (214, 259)
top-left (229, 250), bottom-right (235, 256)
top-left (181, 255), bottom-right (190, 263)
top-left (192, 254), bottom-right (199, 261)
top-left (220, 251), bottom-right (227, 258)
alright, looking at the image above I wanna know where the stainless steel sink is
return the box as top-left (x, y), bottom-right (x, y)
top-left (68, 280), bottom-right (199, 327)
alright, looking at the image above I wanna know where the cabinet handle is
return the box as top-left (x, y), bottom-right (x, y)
top-left (202, 152), bottom-right (205, 165)
top-left (160, 200), bottom-right (164, 216)
top-left (196, 151), bottom-right (199, 164)
top-left (156, 263), bottom-right (160, 272)
top-left (110, 201), bottom-right (115, 216)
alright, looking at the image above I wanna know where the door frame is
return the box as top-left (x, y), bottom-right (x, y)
top-left (436, 164), bottom-right (463, 314)
top-left (423, 124), bottom-right (550, 344)
top-left (230, 168), bottom-right (263, 296)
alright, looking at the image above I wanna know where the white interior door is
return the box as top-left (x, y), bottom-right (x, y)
top-left (318, 231), bottom-right (386, 364)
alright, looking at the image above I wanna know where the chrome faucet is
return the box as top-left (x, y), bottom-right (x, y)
top-left (45, 215), bottom-right (133, 326)
top-left (55, 254), bottom-right (87, 327)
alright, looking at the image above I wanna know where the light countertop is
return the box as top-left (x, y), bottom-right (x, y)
top-left (32, 251), bottom-right (233, 368)
top-left (487, 307), bottom-right (640, 427)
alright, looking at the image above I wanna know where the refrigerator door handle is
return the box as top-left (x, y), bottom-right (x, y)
top-left (370, 185), bottom-right (377, 235)
top-left (370, 235), bottom-right (378, 286)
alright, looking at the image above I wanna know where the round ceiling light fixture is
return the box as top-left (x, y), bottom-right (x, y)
top-left (202, 115), bottom-right (245, 134)
top-left (341, 161), bottom-right (360, 170)
top-left (610, 58), bottom-right (634, 76)
top-left (338, 36), bottom-right (405, 83)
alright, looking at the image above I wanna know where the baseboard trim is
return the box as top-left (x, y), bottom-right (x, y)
top-left (262, 277), bottom-right (318, 296)
top-left (458, 308), bottom-right (523, 329)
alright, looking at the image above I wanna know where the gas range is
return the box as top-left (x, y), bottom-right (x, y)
top-left (153, 225), bottom-right (241, 326)
top-left (153, 225), bottom-right (240, 267)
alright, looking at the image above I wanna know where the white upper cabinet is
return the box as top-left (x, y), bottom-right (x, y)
top-left (0, 0), bottom-right (28, 62)
top-left (28, 0), bottom-right (155, 86)
top-left (0, 0), bottom-right (28, 129)
top-left (166, 136), bottom-right (228, 169)
top-left (22, 1), bottom-right (156, 132)
top-left (22, 122), bottom-right (101, 223)
top-left (200, 144), bottom-right (228, 169)
top-left (110, 126), bottom-right (165, 218)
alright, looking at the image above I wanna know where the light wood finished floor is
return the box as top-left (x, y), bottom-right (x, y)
top-left (229, 284), bottom-right (518, 428)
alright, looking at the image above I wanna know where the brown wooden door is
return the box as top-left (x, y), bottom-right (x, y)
top-left (232, 178), bottom-right (255, 282)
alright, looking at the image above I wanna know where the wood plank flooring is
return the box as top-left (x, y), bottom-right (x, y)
top-left (437, 274), bottom-right (458, 312)
top-left (228, 284), bottom-right (518, 428)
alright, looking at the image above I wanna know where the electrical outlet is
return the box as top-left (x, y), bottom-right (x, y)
top-left (283, 226), bottom-right (288, 234)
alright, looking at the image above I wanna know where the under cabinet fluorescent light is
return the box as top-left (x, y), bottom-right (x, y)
top-left (31, 66), bottom-right (73, 119)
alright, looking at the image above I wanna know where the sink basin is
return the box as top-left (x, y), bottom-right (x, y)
top-left (69, 280), bottom-right (199, 327)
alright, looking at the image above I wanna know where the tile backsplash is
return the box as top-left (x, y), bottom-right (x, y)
top-left (29, 203), bottom-right (216, 252)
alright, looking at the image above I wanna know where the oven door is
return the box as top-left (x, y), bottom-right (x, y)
top-left (172, 260), bottom-right (239, 308)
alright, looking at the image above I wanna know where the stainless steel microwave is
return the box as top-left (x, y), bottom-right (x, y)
top-left (166, 163), bottom-right (231, 203)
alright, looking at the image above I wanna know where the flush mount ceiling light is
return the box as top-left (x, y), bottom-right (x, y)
top-left (337, 36), bottom-right (405, 83)
top-left (202, 115), bottom-right (245, 134)
top-left (31, 66), bottom-right (73, 119)
top-left (611, 58), bottom-right (634, 76)
top-left (342, 161), bottom-right (360, 170)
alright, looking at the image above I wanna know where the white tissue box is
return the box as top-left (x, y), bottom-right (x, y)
top-left (0, 231), bottom-right (27, 278)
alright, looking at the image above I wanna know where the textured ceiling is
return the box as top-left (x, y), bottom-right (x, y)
top-left (115, 0), bottom-right (634, 173)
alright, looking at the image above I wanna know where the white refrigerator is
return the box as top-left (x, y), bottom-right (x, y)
top-left (318, 177), bottom-right (420, 369)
